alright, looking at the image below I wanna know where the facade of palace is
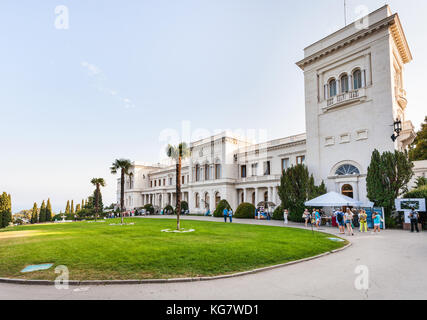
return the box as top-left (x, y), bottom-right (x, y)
top-left (118, 6), bottom-right (426, 214)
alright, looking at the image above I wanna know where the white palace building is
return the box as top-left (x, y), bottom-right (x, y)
top-left (118, 6), bottom-right (427, 214)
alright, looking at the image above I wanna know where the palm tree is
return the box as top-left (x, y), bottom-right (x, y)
top-left (166, 143), bottom-right (190, 230)
top-left (91, 178), bottom-right (106, 222)
top-left (110, 159), bottom-right (132, 224)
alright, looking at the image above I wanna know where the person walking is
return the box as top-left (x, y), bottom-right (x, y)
top-left (345, 208), bottom-right (354, 236)
top-left (409, 208), bottom-right (420, 233)
top-left (303, 209), bottom-right (310, 227)
top-left (228, 209), bottom-right (233, 223)
top-left (223, 208), bottom-right (228, 223)
top-left (314, 209), bottom-right (321, 229)
top-left (359, 209), bottom-right (368, 233)
top-left (283, 209), bottom-right (289, 225)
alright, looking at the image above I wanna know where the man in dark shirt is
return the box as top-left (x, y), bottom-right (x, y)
top-left (409, 208), bottom-right (420, 233)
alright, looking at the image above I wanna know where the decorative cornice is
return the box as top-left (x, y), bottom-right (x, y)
top-left (296, 14), bottom-right (412, 70)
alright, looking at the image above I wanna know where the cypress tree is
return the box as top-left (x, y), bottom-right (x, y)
top-left (39, 200), bottom-right (46, 223)
top-left (71, 200), bottom-right (75, 214)
top-left (30, 203), bottom-right (38, 224)
top-left (0, 193), bottom-right (8, 228)
top-left (65, 200), bottom-right (70, 214)
top-left (46, 198), bottom-right (52, 222)
top-left (76, 204), bottom-right (81, 212)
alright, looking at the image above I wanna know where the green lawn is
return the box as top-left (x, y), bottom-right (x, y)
top-left (0, 218), bottom-right (346, 280)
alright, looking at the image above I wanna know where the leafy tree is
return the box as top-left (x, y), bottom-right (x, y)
top-left (409, 116), bottom-right (427, 161)
top-left (414, 176), bottom-right (427, 189)
top-left (166, 143), bottom-right (190, 230)
top-left (278, 164), bottom-right (327, 222)
top-left (110, 159), bottom-right (132, 224)
top-left (30, 203), bottom-right (38, 224)
top-left (46, 198), bottom-right (53, 222)
top-left (367, 149), bottom-right (414, 227)
top-left (91, 178), bottom-right (106, 221)
top-left (39, 200), bottom-right (46, 223)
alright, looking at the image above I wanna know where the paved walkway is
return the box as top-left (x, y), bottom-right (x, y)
top-left (1, 216), bottom-right (426, 300)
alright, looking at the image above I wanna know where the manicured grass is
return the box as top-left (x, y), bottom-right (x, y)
top-left (0, 218), bottom-right (346, 280)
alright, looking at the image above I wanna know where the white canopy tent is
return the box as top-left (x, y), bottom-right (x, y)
top-left (304, 192), bottom-right (366, 207)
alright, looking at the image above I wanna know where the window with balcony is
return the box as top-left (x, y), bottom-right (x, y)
top-left (241, 165), bottom-right (247, 178)
top-left (341, 74), bottom-right (349, 93)
top-left (353, 69), bottom-right (362, 90)
top-left (329, 79), bottom-right (337, 97)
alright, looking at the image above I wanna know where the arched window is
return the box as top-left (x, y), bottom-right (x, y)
top-left (215, 164), bottom-right (221, 179)
top-left (353, 69), bottom-right (362, 90)
top-left (195, 193), bottom-right (200, 208)
top-left (204, 193), bottom-right (210, 209)
top-left (341, 74), bottom-right (349, 93)
top-left (335, 164), bottom-right (360, 176)
top-left (329, 79), bottom-right (337, 97)
top-left (341, 184), bottom-right (354, 198)
top-left (215, 192), bottom-right (221, 207)
top-left (195, 164), bottom-right (200, 182)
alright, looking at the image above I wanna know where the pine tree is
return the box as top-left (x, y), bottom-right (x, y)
top-left (65, 200), bottom-right (70, 214)
top-left (39, 200), bottom-right (46, 223)
top-left (278, 165), bottom-right (327, 222)
top-left (46, 198), bottom-right (53, 222)
top-left (30, 203), bottom-right (38, 224)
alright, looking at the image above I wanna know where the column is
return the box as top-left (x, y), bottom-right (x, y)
top-left (255, 188), bottom-right (258, 206)
top-left (268, 187), bottom-right (272, 203)
top-left (243, 188), bottom-right (247, 203)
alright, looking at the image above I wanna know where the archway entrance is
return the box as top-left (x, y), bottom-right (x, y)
top-left (215, 192), bottom-right (221, 207)
top-left (341, 184), bottom-right (354, 198)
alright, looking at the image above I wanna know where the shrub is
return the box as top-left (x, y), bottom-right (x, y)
top-left (272, 205), bottom-right (284, 220)
top-left (143, 204), bottom-right (155, 215)
top-left (180, 201), bottom-right (189, 212)
top-left (213, 199), bottom-right (232, 217)
top-left (235, 203), bottom-right (256, 219)
top-left (163, 205), bottom-right (175, 215)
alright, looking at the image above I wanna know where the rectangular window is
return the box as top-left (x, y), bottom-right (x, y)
top-left (150, 181), bottom-right (153, 188)
top-left (163, 179), bottom-right (166, 186)
top-left (182, 175), bottom-right (185, 184)
top-left (154, 180), bottom-right (157, 187)
top-left (215, 164), bottom-right (221, 179)
top-left (241, 165), bottom-right (247, 178)
top-left (251, 163), bottom-right (258, 176)
top-left (281, 158), bottom-right (289, 172)
top-left (296, 156), bottom-right (305, 165)
top-left (263, 161), bottom-right (271, 176)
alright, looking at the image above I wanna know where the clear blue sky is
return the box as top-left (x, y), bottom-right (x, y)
top-left (1, 0), bottom-right (426, 212)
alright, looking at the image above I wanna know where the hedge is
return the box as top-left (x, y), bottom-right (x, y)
top-left (235, 203), bottom-right (256, 219)
top-left (181, 201), bottom-right (189, 212)
top-left (213, 199), bottom-right (232, 217)
top-left (143, 204), bottom-right (155, 215)
top-left (272, 205), bottom-right (284, 220)
top-left (163, 205), bottom-right (175, 215)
